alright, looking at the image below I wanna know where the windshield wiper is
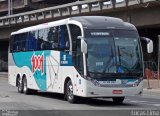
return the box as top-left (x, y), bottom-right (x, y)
top-left (102, 46), bottom-right (115, 73)
top-left (117, 46), bottom-right (121, 66)
top-left (117, 46), bottom-right (134, 74)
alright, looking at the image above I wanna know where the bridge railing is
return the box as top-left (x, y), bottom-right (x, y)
top-left (0, 0), bottom-right (156, 27)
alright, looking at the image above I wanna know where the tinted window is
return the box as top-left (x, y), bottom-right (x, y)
top-left (37, 25), bottom-right (70, 51)
top-left (10, 35), bottom-right (14, 52)
top-left (69, 24), bottom-right (81, 52)
top-left (21, 33), bottom-right (28, 51)
top-left (58, 25), bottom-right (70, 51)
top-left (27, 31), bottom-right (38, 51)
top-left (38, 28), bottom-right (49, 50)
top-left (69, 24), bottom-right (82, 73)
top-left (47, 27), bottom-right (59, 50)
top-left (10, 25), bottom-right (70, 52)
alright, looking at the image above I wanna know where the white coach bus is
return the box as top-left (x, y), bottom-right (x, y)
top-left (8, 16), bottom-right (153, 103)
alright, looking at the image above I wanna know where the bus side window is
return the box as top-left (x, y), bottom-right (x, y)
top-left (28, 31), bottom-right (38, 51)
top-left (69, 24), bottom-right (82, 73)
top-left (47, 27), bottom-right (59, 50)
top-left (58, 25), bottom-right (70, 51)
top-left (14, 34), bottom-right (21, 52)
top-left (25, 32), bottom-right (29, 51)
top-left (21, 33), bottom-right (27, 52)
top-left (10, 35), bottom-right (14, 52)
top-left (12, 35), bottom-right (17, 52)
top-left (38, 28), bottom-right (49, 50)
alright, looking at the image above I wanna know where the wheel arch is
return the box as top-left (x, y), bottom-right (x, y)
top-left (16, 73), bottom-right (27, 87)
top-left (64, 77), bottom-right (71, 94)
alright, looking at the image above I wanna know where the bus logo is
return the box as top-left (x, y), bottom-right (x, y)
top-left (63, 55), bottom-right (66, 61)
top-left (61, 55), bottom-right (68, 65)
top-left (31, 52), bottom-right (44, 75)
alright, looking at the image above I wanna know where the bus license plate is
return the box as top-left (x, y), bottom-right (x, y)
top-left (113, 90), bottom-right (123, 94)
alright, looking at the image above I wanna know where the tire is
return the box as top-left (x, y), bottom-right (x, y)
top-left (66, 80), bottom-right (77, 103)
top-left (17, 77), bottom-right (23, 93)
top-left (112, 97), bottom-right (125, 104)
top-left (22, 77), bottom-right (32, 95)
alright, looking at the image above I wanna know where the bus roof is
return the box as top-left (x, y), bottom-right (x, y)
top-left (70, 16), bottom-right (136, 30)
top-left (11, 18), bottom-right (69, 35)
top-left (11, 16), bottom-right (136, 35)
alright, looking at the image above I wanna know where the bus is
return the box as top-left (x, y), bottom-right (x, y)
top-left (8, 16), bottom-right (153, 103)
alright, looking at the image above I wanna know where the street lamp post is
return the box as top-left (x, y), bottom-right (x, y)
top-left (158, 35), bottom-right (160, 87)
top-left (8, 0), bottom-right (12, 16)
top-left (11, 0), bottom-right (12, 15)
top-left (8, 0), bottom-right (10, 15)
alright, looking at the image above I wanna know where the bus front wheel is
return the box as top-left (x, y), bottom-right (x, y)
top-left (112, 97), bottom-right (125, 104)
top-left (66, 80), bottom-right (77, 103)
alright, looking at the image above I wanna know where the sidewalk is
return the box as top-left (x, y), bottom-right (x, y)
top-left (143, 88), bottom-right (160, 97)
top-left (143, 79), bottom-right (160, 97)
top-left (0, 72), bottom-right (8, 76)
top-left (0, 72), bottom-right (8, 75)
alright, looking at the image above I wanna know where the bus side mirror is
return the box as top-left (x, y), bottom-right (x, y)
top-left (147, 40), bottom-right (153, 53)
top-left (77, 36), bottom-right (87, 54)
top-left (140, 37), bottom-right (153, 53)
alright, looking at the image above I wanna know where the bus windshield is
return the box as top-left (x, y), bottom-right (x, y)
top-left (86, 30), bottom-right (143, 77)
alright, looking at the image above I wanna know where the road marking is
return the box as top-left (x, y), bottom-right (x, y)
top-left (0, 98), bottom-right (12, 102)
top-left (126, 99), bottom-right (160, 107)
top-left (128, 100), bottom-right (148, 103)
top-left (152, 104), bottom-right (160, 107)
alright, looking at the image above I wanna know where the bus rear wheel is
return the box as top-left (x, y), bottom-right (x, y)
top-left (17, 77), bottom-right (23, 93)
top-left (112, 97), bottom-right (125, 104)
top-left (22, 77), bottom-right (32, 95)
top-left (66, 80), bottom-right (77, 103)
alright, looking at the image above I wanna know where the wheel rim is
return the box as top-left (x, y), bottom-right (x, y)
top-left (67, 82), bottom-right (73, 100)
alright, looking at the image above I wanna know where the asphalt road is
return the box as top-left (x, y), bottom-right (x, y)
top-left (0, 75), bottom-right (160, 116)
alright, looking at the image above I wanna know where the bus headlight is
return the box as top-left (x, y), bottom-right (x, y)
top-left (87, 77), bottom-right (101, 87)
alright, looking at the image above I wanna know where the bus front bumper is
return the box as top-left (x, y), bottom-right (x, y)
top-left (76, 80), bottom-right (144, 98)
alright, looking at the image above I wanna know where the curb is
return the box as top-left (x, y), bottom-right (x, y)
top-left (0, 72), bottom-right (8, 78)
top-left (0, 72), bottom-right (8, 75)
top-left (143, 88), bottom-right (160, 97)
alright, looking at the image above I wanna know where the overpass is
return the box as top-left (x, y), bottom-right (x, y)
top-left (0, 0), bottom-right (160, 38)
top-left (0, 0), bottom-right (160, 71)
top-left (0, 0), bottom-right (79, 16)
